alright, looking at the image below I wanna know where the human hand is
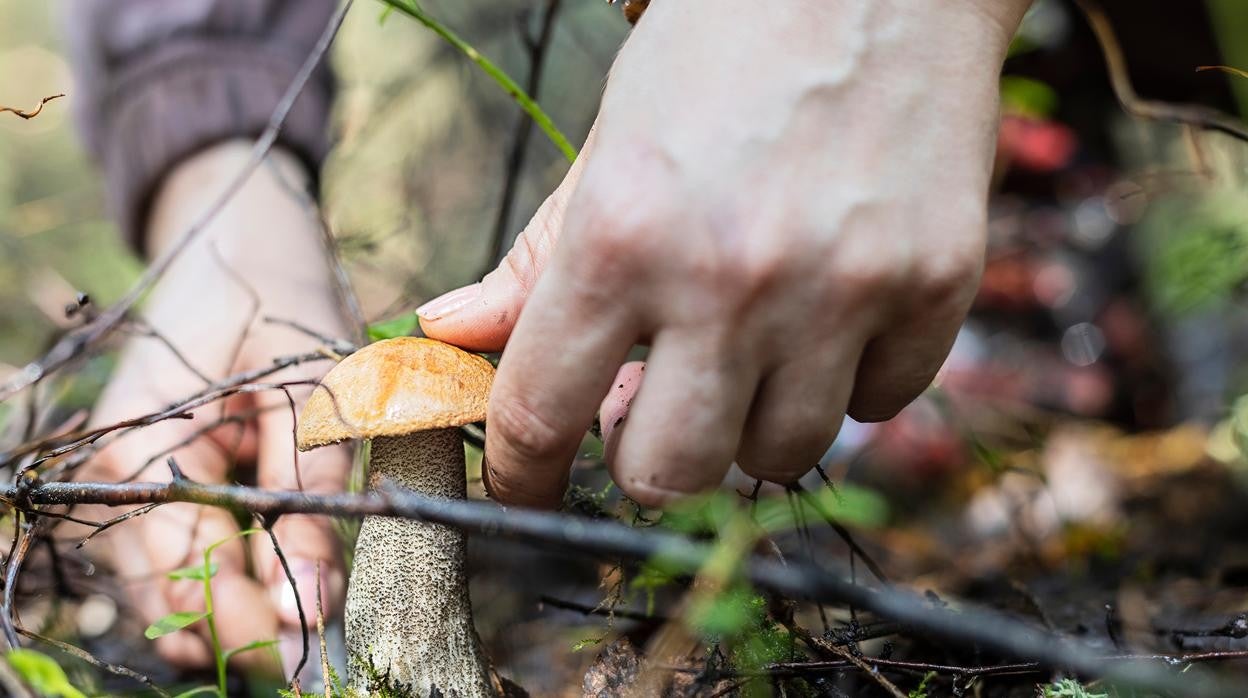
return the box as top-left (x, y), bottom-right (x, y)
top-left (74, 142), bottom-right (351, 672)
top-left (419, 0), bottom-right (1032, 508)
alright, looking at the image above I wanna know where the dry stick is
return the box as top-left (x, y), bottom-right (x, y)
top-left (0, 0), bottom-right (353, 405)
top-left (485, 0), bottom-right (563, 273)
top-left (1075, 0), bottom-right (1248, 143)
top-left (817, 642), bottom-right (907, 698)
top-left (724, 651), bottom-right (1248, 681)
top-left (207, 241), bottom-right (262, 385)
top-left (316, 562), bottom-right (332, 698)
top-left (0, 517), bottom-right (40, 648)
top-left (538, 595), bottom-right (663, 623)
top-left (786, 488), bottom-right (829, 633)
top-left (119, 411), bottom-right (260, 484)
top-left (0, 94), bottom-right (63, 120)
top-left (263, 518), bottom-right (309, 687)
top-left (262, 157), bottom-right (367, 345)
top-left (4, 352), bottom-right (337, 472)
top-left (75, 503), bottom-right (161, 548)
top-left (16, 626), bottom-right (170, 697)
top-left (124, 317), bottom-right (213, 385)
top-left (263, 317), bottom-right (355, 357)
top-left (790, 483), bottom-right (889, 585)
top-left (21, 380), bottom-right (317, 473)
top-left (3, 478), bottom-right (1242, 697)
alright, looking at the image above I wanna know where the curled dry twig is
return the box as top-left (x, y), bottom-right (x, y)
top-left (1076, 0), bottom-right (1248, 142)
top-left (0, 94), bottom-right (64, 120)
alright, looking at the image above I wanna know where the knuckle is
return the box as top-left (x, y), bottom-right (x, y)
top-left (915, 246), bottom-right (982, 304)
top-left (488, 395), bottom-right (570, 463)
top-left (502, 228), bottom-right (547, 295)
top-left (714, 253), bottom-right (786, 305)
top-left (827, 256), bottom-right (908, 303)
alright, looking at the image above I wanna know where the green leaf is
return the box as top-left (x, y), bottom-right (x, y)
top-left (6, 649), bottom-right (87, 698)
top-left (688, 586), bottom-right (757, 637)
top-left (167, 562), bottom-right (218, 581)
top-left (223, 639), bottom-right (279, 662)
top-left (172, 687), bottom-right (220, 698)
top-left (1043, 679), bottom-right (1108, 698)
top-left (571, 636), bottom-right (603, 652)
top-left (909, 671), bottom-right (937, 698)
top-left (1000, 75), bottom-right (1058, 118)
top-left (145, 611), bottom-right (210, 639)
top-left (367, 314), bottom-right (418, 342)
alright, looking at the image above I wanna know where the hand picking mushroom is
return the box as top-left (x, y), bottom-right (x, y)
top-left (297, 337), bottom-right (501, 696)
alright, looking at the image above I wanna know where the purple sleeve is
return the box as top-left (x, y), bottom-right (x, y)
top-left (63, 0), bottom-right (337, 249)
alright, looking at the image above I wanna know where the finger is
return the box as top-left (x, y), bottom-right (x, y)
top-left (252, 391), bottom-right (350, 627)
top-left (847, 301), bottom-right (969, 423)
top-left (609, 328), bottom-right (759, 507)
top-left (600, 361), bottom-right (647, 449)
top-left (484, 268), bottom-right (639, 509)
top-left (735, 344), bottom-right (863, 483)
top-left (418, 126), bottom-right (600, 352)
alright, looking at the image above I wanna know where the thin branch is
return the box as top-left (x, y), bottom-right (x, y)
top-left (262, 317), bottom-right (355, 357)
top-left (486, 0), bottom-right (563, 273)
top-left (3, 351), bottom-right (338, 472)
top-left (263, 518), bottom-right (309, 686)
top-left (0, 477), bottom-right (1240, 696)
top-left (538, 594), bottom-right (662, 623)
top-left (124, 317), bottom-right (213, 385)
top-left (262, 159), bottom-right (368, 345)
top-left (790, 483), bottom-right (889, 585)
top-left (74, 503), bottom-right (161, 548)
top-left (0, 0), bottom-right (354, 404)
top-left (0, 518), bottom-right (39, 648)
top-left (316, 562), bottom-right (332, 698)
top-left (16, 626), bottom-right (169, 696)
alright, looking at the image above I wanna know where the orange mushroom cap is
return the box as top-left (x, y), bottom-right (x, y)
top-left (296, 337), bottom-right (494, 450)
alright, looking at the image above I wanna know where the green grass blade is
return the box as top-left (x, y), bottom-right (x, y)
top-left (377, 0), bottom-right (578, 162)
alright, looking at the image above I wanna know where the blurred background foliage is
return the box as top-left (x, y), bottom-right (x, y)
top-left (0, 0), bottom-right (622, 365)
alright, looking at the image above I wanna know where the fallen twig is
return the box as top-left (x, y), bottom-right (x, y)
top-left (0, 94), bottom-right (63, 120)
top-left (0, 475), bottom-right (1239, 696)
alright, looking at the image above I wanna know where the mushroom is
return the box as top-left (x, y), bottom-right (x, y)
top-left (296, 337), bottom-right (499, 696)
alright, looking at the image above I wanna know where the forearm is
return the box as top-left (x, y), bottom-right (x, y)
top-left (602, 0), bottom-right (1032, 187)
top-left (63, 0), bottom-right (337, 250)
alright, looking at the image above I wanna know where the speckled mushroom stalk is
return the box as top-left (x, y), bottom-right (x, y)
top-left (297, 338), bottom-right (499, 697)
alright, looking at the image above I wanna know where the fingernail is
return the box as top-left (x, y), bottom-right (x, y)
top-left (417, 283), bottom-right (481, 321)
top-left (275, 559), bottom-right (333, 626)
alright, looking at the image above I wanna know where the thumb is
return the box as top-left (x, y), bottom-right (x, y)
top-left (419, 126), bottom-right (597, 352)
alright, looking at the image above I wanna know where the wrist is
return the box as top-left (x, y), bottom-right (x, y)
top-left (146, 141), bottom-right (332, 287)
top-left (637, 0), bottom-right (1031, 67)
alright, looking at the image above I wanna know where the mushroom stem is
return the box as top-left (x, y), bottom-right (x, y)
top-left (346, 429), bottom-right (494, 696)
